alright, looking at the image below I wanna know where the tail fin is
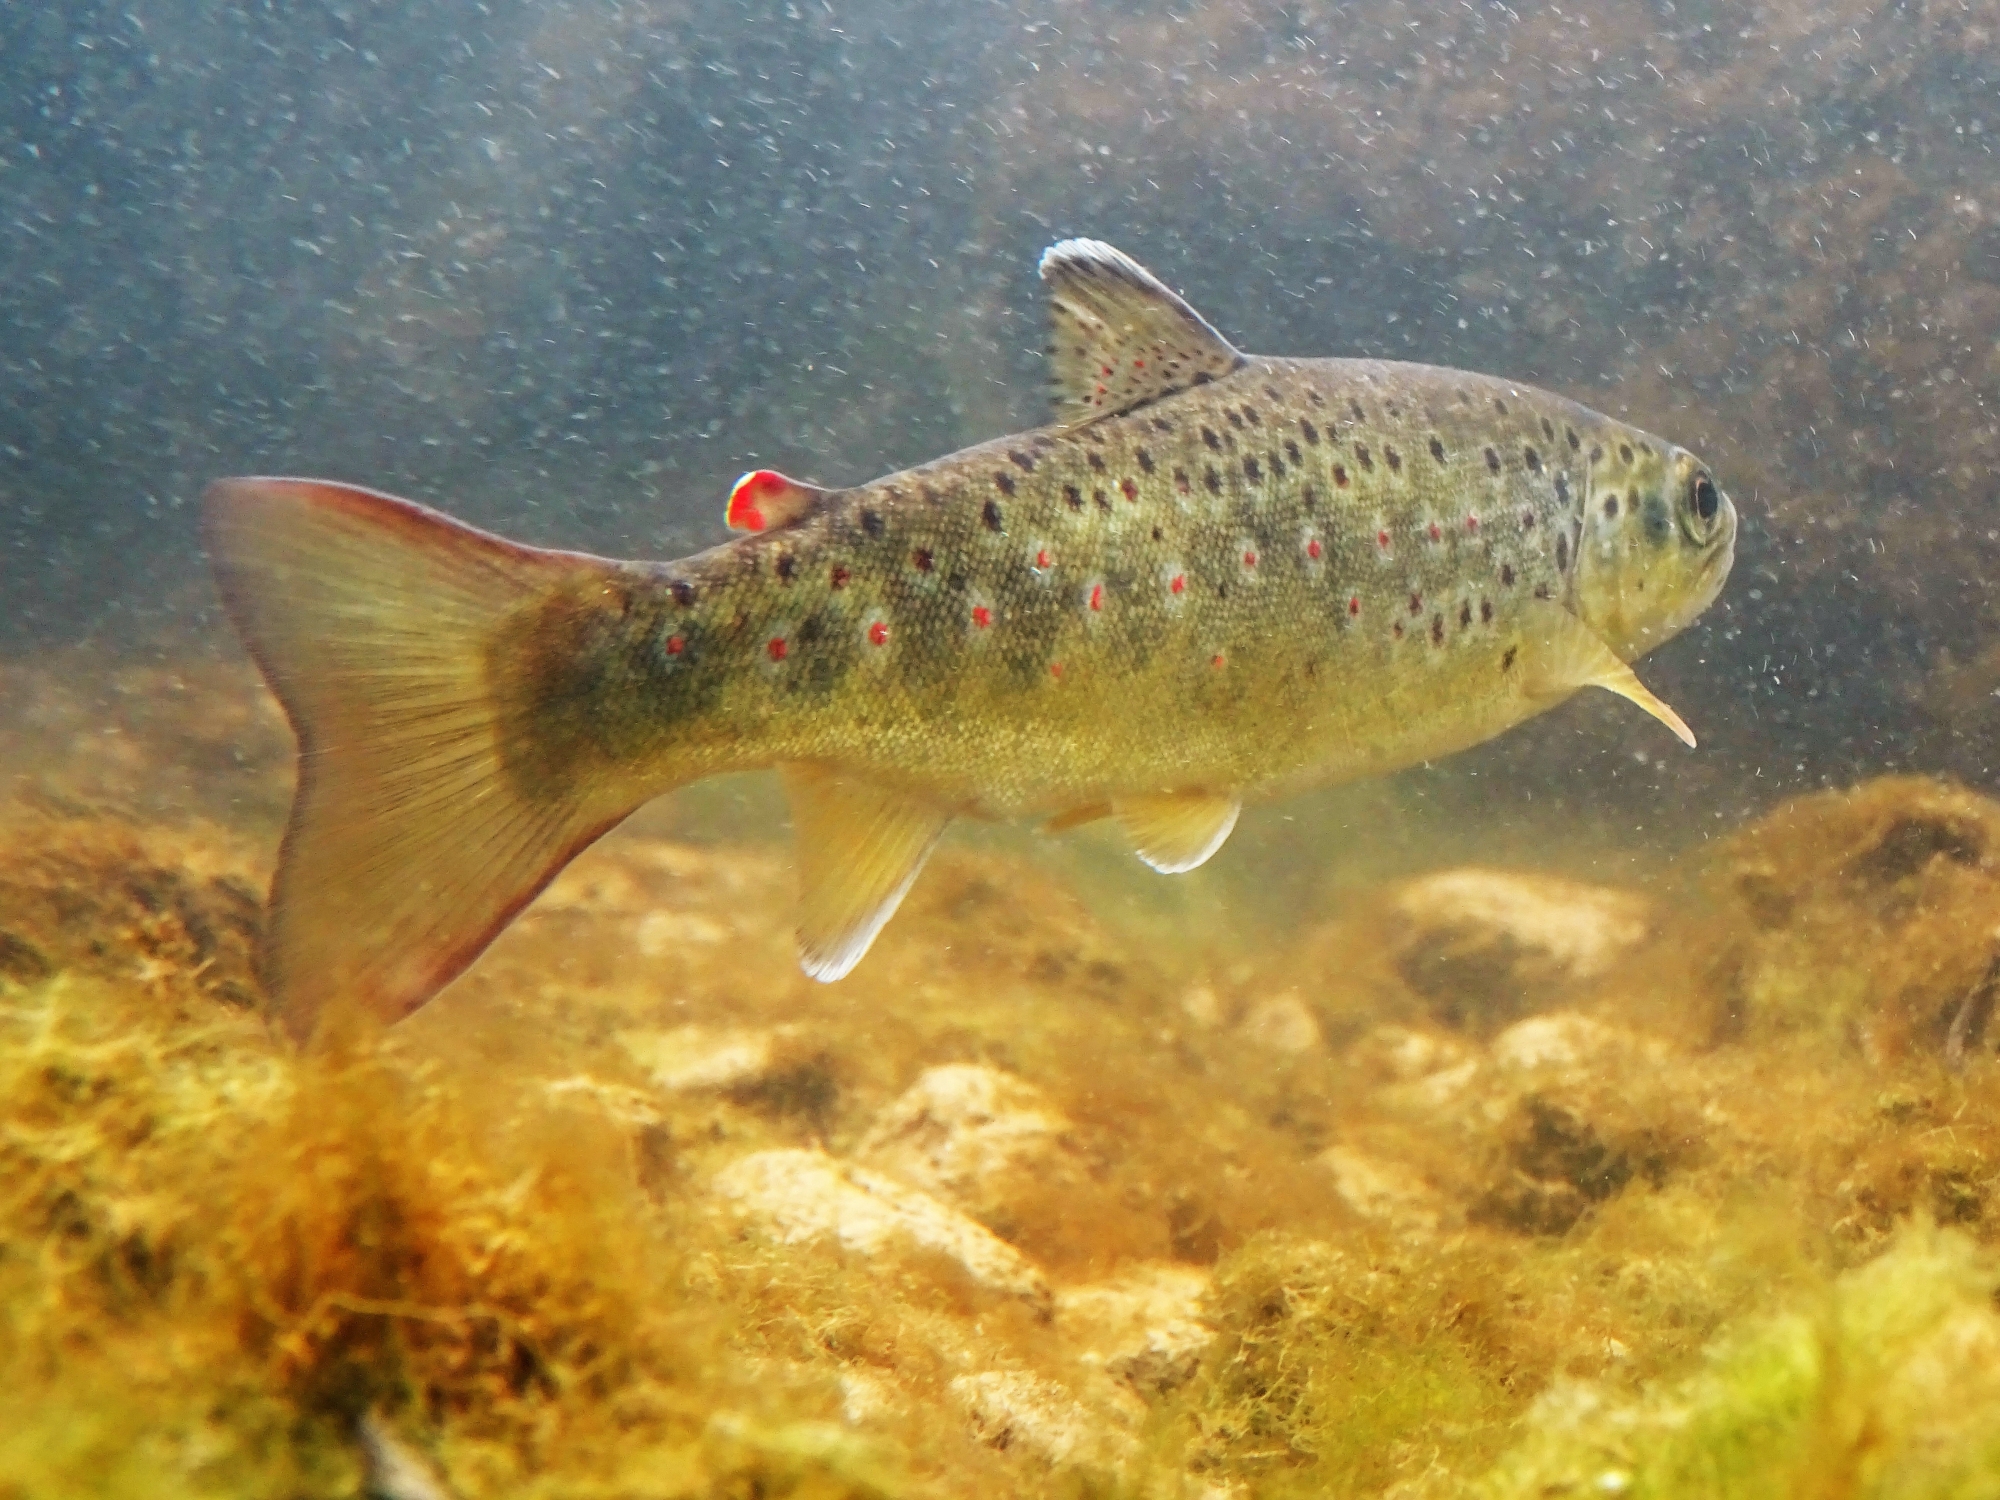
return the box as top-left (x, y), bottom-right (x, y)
top-left (204, 477), bottom-right (640, 1042)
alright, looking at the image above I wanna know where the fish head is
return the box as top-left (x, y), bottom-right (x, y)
top-left (1572, 434), bottom-right (1736, 661)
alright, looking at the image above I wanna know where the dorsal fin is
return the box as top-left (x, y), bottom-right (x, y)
top-left (727, 469), bottom-right (827, 533)
top-left (1038, 239), bottom-right (1245, 425)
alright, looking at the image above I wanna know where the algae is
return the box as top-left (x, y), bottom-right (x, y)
top-left (6, 656), bottom-right (2000, 1497)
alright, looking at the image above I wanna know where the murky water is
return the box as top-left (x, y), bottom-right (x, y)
top-left (5, 3), bottom-right (1999, 1495)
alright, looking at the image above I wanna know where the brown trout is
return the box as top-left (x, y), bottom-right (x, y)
top-left (206, 239), bottom-right (1736, 1039)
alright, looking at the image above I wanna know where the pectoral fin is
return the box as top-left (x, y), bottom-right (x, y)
top-left (1113, 791), bottom-right (1242, 874)
top-left (1520, 601), bottom-right (1696, 748)
top-left (780, 764), bottom-right (951, 982)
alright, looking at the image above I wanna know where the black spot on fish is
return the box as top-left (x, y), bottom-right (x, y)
top-left (1554, 473), bottom-right (1570, 505)
top-left (1064, 483), bottom-right (1084, 512)
top-left (1627, 486), bottom-right (1640, 513)
top-left (920, 483), bottom-right (941, 505)
top-left (1555, 533), bottom-right (1570, 572)
top-left (1242, 405), bottom-right (1261, 425)
top-left (1387, 401), bottom-right (1401, 418)
top-left (1356, 443), bottom-right (1373, 471)
top-left (1639, 442), bottom-right (1653, 457)
top-left (1136, 447), bottom-right (1155, 473)
top-left (670, 578), bottom-right (697, 608)
top-left (1524, 447), bottom-right (1541, 473)
top-left (1541, 417), bottom-right (1555, 441)
top-left (1431, 613), bottom-right (1446, 646)
top-left (993, 471), bottom-right (1016, 496)
top-left (983, 498), bottom-right (1004, 532)
top-left (1485, 447), bottom-right (1501, 474)
top-left (1385, 445), bottom-right (1402, 473)
top-left (1192, 371), bottom-right (1215, 386)
top-left (776, 554), bottom-right (797, 583)
top-left (1429, 436), bottom-right (1446, 463)
top-left (1272, 452), bottom-right (1288, 478)
top-left (1285, 439), bottom-right (1302, 465)
top-left (1619, 443), bottom-right (1634, 465)
top-left (1202, 427), bottom-right (1222, 452)
top-left (1534, 582), bottom-right (1552, 600)
top-left (1301, 483), bottom-right (1318, 512)
top-left (1151, 525), bottom-right (1164, 541)
top-left (1349, 399), bottom-right (1365, 422)
top-left (1458, 601), bottom-right (1472, 629)
top-left (1151, 417), bottom-right (1174, 433)
top-left (1566, 427), bottom-right (1580, 451)
top-left (1095, 489), bottom-right (1112, 513)
top-left (1300, 418), bottom-right (1320, 445)
top-left (1590, 444), bottom-right (1604, 464)
top-left (1244, 456), bottom-right (1262, 481)
top-left (1481, 599), bottom-right (1493, 624)
top-left (1227, 410), bottom-right (1245, 431)
top-left (797, 614), bottom-right (824, 645)
top-left (830, 565), bottom-right (850, 589)
top-left (1500, 562), bottom-right (1516, 586)
top-left (1009, 449), bottom-right (1035, 472)
top-left (1521, 509), bottom-right (1536, 529)
top-left (1409, 591), bottom-right (1423, 615)
top-left (861, 509), bottom-right (885, 538)
top-left (1306, 388), bottom-right (1324, 406)
top-left (1173, 468), bottom-right (1191, 494)
top-left (912, 547), bottom-right (934, 572)
top-left (1603, 495), bottom-right (1620, 519)
top-left (1031, 433), bottom-right (1056, 450)
top-left (1088, 451), bottom-right (1107, 473)
top-left (1204, 467), bottom-right (1222, 494)
top-left (1333, 464), bottom-right (1349, 487)
top-left (1494, 397), bottom-right (1509, 416)
top-left (1502, 645), bottom-right (1518, 672)
top-left (1264, 385), bottom-right (1283, 402)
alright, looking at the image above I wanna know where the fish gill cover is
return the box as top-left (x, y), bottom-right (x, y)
top-left (3, 1), bottom-right (2000, 1496)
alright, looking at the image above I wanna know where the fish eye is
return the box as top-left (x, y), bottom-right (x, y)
top-left (1690, 473), bottom-right (1720, 525)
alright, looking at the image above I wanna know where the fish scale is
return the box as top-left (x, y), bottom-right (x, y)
top-left (204, 237), bottom-right (1736, 1039)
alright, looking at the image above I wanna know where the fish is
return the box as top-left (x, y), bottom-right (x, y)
top-left (205, 238), bottom-right (1737, 1041)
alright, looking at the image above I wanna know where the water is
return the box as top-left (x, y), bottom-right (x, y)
top-left (4, 3), bottom-right (1999, 1495)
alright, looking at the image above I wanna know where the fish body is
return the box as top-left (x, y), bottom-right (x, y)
top-left (207, 240), bottom-right (1736, 1039)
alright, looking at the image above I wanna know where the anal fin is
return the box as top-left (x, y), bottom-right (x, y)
top-left (1113, 791), bottom-right (1241, 874)
top-left (1520, 601), bottom-right (1696, 748)
top-left (780, 764), bottom-right (951, 982)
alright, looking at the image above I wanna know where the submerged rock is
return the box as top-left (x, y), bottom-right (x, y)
top-left (711, 1148), bottom-right (1052, 1311)
top-left (949, 1369), bottom-right (1139, 1471)
top-left (856, 1064), bottom-right (1084, 1225)
top-left (1388, 869), bottom-right (1654, 1035)
top-left (1056, 1263), bottom-right (1215, 1395)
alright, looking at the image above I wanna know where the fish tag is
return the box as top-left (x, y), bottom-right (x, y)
top-left (1039, 239), bottom-right (1244, 425)
top-left (1113, 791), bottom-right (1243, 873)
top-left (780, 764), bottom-right (951, 981)
top-left (726, 470), bottom-right (826, 532)
top-left (1519, 601), bottom-right (1697, 748)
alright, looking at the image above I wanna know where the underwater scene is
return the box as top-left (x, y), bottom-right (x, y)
top-left (5, 1), bottom-right (2000, 1495)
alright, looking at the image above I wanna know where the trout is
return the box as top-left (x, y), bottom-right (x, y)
top-left (206, 239), bottom-right (1736, 1040)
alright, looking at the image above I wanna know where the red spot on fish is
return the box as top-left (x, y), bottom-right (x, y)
top-left (1036, 549), bottom-right (1052, 568)
top-left (1243, 549), bottom-right (1258, 568)
top-left (971, 605), bottom-right (992, 629)
top-left (1466, 514), bottom-right (1480, 532)
top-left (830, 565), bottom-right (851, 589)
top-left (1050, 662), bottom-right (1064, 679)
top-left (867, 620), bottom-right (889, 647)
top-left (665, 635), bottom-right (685, 655)
top-left (767, 637), bottom-right (788, 661)
top-left (1120, 477), bottom-right (1139, 502)
top-left (1100, 364), bottom-right (1114, 378)
top-left (1428, 521), bottom-right (1442, 543)
top-left (1211, 653), bottom-right (1226, 669)
top-left (1347, 595), bottom-right (1360, 616)
top-left (1089, 583), bottom-right (1105, 612)
top-left (1170, 573), bottom-right (1187, 594)
top-left (1306, 538), bottom-right (1323, 560)
top-left (1376, 530), bottom-right (1390, 550)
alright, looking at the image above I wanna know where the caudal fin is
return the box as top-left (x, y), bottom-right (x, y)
top-left (205, 477), bottom-right (639, 1041)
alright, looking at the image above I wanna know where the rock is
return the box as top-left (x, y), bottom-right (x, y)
top-left (620, 1025), bottom-right (837, 1127)
top-left (1236, 991), bottom-right (1322, 1055)
top-left (1348, 1023), bottom-right (1475, 1085)
top-left (711, 1148), bottom-right (1051, 1311)
top-left (949, 1370), bottom-right (1138, 1470)
top-left (856, 1064), bottom-right (1082, 1223)
top-left (1489, 1013), bottom-right (1669, 1079)
top-left (1056, 1263), bottom-right (1215, 1394)
top-left (1318, 1146), bottom-right (1444, 1235)
top-left (1389, 869), bottom-right (1653, 1034)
